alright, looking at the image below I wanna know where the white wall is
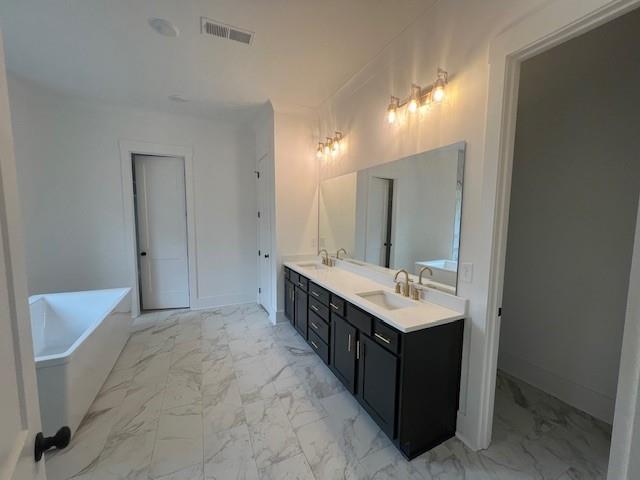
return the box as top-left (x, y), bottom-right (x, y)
top-left (316, 0), bottom-right (551, 445)
top-left (498, 10), bottom-right (640, 424)
top-left (8, 76), bottom-right (257, 308)
top-left (273, 110), bottom-right (318, 315)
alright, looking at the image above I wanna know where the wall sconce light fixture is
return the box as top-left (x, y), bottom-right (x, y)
top-left (386, 68), bottom-right (449, 124)
top-left (317, 131), bottom-right (345, 159)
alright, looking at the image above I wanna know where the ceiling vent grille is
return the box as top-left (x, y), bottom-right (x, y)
top-left (201, 17), bottom-right (253, 45)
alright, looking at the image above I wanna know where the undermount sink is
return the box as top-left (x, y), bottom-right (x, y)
top-left (356, 290), bottom-right (415, 311)
top-left (297, 262), bottom-right (327, 271)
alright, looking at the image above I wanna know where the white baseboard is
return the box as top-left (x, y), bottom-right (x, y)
top-left (498, 350), bottom-right (615, 424)
top-left (190, 292), bottom-right (255, 310)
top-left (275, 309), bottom-right (287, 324)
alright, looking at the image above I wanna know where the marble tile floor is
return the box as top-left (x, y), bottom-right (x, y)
top-left (45, 303), bottom-right (612, 480)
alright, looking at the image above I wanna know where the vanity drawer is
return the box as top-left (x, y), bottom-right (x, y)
top-left (308, 310), bottom-right (330, 344)
top-left (309, 297), bottom-right (329, 322)
top-left (329, 295), bottom-right (345, 317)
top-left (373, 318), bottom-right (401, 354)
top-left (309, 282), bottom-right (330, 306)
top-left (296, 275), bottom-right (309, 292)
top-left (346, 303), bottom-right (372, 336)
top-left (308, 330), bottom-right (329, 364)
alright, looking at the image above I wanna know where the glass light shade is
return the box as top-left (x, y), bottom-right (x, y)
top-left (387, 106), bottom-right (397, 124)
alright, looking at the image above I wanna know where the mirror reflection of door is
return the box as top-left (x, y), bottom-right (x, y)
top-left (365, 177), bottom-right (394, 268)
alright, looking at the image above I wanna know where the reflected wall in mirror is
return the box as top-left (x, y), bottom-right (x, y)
top-left (318, 142), bottom-right (465, 293)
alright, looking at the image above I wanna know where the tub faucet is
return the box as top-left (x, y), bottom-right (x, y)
top-left (336, 248), bottom-right (347, 260)
top-left (418, 266), bottom-right (434, 285)
top-left (318, 249), bottom-right (330, 266)
top-left (394, 269), bottom-right (410, 297)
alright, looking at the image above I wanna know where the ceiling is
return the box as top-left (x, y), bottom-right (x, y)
top-left (0, 0), bottom-right (434, 117)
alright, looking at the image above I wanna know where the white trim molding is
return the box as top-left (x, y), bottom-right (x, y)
top-left (478, 1), bottom-right (640, 478)
top-left (119, 140), bottom-right (198, 318)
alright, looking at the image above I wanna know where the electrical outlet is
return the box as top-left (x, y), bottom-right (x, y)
top-left (311, 237), bottom-right (317, 249)
top-left (459, 262), bottom-right (473, 283)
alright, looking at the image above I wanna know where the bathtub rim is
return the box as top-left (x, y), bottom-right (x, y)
top-left (29, 287), bottom-right (131, 368)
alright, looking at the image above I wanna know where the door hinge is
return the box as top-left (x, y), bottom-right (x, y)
top-left (257, 211), bottom-right (261, 218)
top-left (254, 170), bottom-right (260, 179)
top-left (498, 307), bottom-right (502, 317)
top-left (258, 287), bottom-right (261, 293)
top-left (258, 249), bottom-right (261, 256)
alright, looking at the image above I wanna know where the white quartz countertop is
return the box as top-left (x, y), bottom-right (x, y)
top-left (284, 261), bottom-right (466, 333)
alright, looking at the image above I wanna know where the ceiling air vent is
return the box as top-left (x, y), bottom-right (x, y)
top-left (201, 17), bottom-right (253, 45)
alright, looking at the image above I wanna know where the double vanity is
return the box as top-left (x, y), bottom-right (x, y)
top-left (283, 260), bottom-right (466, 459)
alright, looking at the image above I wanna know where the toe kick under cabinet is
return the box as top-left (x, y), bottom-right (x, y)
top-left (283, 267), bottom-right (464, 459)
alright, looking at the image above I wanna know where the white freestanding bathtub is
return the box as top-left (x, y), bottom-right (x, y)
top-left (29, 288), bottom-right (131, 437)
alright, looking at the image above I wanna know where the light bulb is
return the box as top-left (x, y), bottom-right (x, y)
top-left (325, 138), bottom-right (333, 154)
top-left (333, 132), bottom-right (343, 153)
top-left (433, 85), bottom-right (445, 102)
top-left (432, 69), bottom-right (448, 103)
top-left (316, 143), bottom-right (324, 158)
top-left (386, 96), bottom-right (399, 124)
top-left (408, 84), bottom-right (421, 113)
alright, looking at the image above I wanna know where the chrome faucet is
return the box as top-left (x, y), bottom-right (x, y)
top-left (336, 248), bottom-right (347, 260)
top-left (393, 269), bottom-right (410, 297)
top-left (418, 266), bottom-right (433, 285)
top-left (318, 249), bottom-right (330, 266)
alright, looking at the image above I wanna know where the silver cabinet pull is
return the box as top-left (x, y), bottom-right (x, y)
top-left (310, 305), bottom-right (319, 312)
top-left (298, 282), bottom-right (304, 287)
top-left (374, 333), bottom-right (391, 344)
top-left (329, 302), bottom-right (339, 310)
top-left (311, 322), bottom-right (318, 330)
top-left (348, 333), bottom-right (351, 352)
top-left (311, 340), bottom-right (319, 350)
top-left (356, 340), bottom-right (360, 359)
top-left (311, 291), bottom-right (320, 297)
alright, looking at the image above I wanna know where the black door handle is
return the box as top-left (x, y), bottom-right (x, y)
top-left (140, 252), bottom-right (147, 256)
top-left (264, 254), bottom-right (270, 258)
top-left (35, 426), bottom-right (71, 461)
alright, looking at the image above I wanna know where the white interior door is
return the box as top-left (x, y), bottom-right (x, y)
top-left (134, 155), bottom-right (189, 310)
top-left (0, 31), bottom-right (46, 480)
top-left (365, 177), bottom-right (390, 266)
top-left (257, 155), bottom-right (272, 315)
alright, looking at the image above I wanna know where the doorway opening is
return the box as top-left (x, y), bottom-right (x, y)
top-left (365, 177), bottom-right (394, 268)
top-left (492, 7), bottom-right (640, 476)
top-left (132, 154), bottom-right (190, 312)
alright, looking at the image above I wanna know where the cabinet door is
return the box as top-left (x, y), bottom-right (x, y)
top-left (358, 334), bottom-right (398, 437)
top-left (284, 280), bottom-right (294, 323)
top-left (331, 314), bottom-right (357, 393)
top-left (295, 286), bottom-right (308, 339)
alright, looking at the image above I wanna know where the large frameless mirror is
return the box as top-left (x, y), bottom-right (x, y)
top-left (318, 142), bottom-right (465, 293)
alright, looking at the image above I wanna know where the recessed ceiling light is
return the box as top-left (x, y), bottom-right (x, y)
top-left (168, 94), bottom-right (188, 103)
top-left (149, 18), bottom-right (179, 37)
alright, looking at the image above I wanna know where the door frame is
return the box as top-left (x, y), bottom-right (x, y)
top-left (0, 30), bottom-right (45, 479)
top-left (256, 153), bottom-right (272, 316)
top-left (119, 140), bottom-right (197, 318)
top-left (478, 0), bottom-right (640, 476)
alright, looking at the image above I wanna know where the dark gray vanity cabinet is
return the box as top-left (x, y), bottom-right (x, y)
top-left (284, 279), bottom-right (295, 324)
top-left (282, 266), bottom-right (464, 460)
top-left (330, 313), bottom-right (357, 393)
top-left (294, 284), bottom-right (308, 339)
top-left (358, 333), bottom-right (398, 438)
